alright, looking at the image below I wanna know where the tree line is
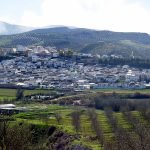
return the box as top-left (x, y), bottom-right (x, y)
top-left (98, 57), bottom-right (150, 69)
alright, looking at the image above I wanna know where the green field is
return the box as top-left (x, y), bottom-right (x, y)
top-left (0, 88), bottom-right (54, 100)
top-left (0, 87), bottom-right (149, 149)
top-left (0, 88), bottom-right (150, 101)
top-left (13, 103), bottom-right (148, 149)
top-left (15, 104), bottom-right (102, 149)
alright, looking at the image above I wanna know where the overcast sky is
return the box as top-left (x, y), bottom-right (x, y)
top-left (0, 0), bottom-right (150, 33)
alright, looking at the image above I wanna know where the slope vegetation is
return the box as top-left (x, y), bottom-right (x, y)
top-left (1, 27), bottom-right (150, 58)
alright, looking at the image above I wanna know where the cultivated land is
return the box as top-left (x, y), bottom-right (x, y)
top-left (13, 103), bottom-right (148, 149)
top-left (1, 89), bottom-right (150, 149)
top-left (0, 88), bottom-right (54, 100)
top-left (1, 88), bottom-right (150, 100)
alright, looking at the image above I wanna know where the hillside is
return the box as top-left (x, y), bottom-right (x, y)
top-left (81, 40), bottom-right (150, 58)
top-left (0, 21), bottom-right (34, 35)
top-left (1, 27), bottom-right (150, 58)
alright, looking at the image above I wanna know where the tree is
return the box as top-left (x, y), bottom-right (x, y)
top-left (66, 49), bottom-right (73, 57)
top-left (71, 110), bottom-right (81, 133)
top-left (16, 88), bottom-right (24, 100)
top-left (88, 109), bottom-right (104, 147)
top-left (55, 112), bottom-right (62, 124)
top-left (0, 115), bottom-right (31, 150)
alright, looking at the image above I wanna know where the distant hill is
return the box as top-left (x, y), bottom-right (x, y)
top-left (0, 21), bottom-right (34, 35)
top-left (1, 26), bottom-right (150, 59)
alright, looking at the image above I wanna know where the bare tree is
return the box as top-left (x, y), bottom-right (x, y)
top-left (55, 112), bottom-right (62, 124)
top-left (16, 88), bottom-right (24, 101)
top-left (71, 110), bottom-right (81, 133)
top-left (88, 109), bottom-right (104, 148)
top-left (104, 108), bottom-right (138, 150)
top-left (123, 111), bottom-right (150, 150)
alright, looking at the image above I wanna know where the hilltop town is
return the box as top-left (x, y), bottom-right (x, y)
top-left (0, 45), bottom-right (150, 91)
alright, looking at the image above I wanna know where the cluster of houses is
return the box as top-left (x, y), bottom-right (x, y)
top-left (0, 45), bottom-right (150, 91)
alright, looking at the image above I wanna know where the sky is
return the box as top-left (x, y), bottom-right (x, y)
top-left (0, 0), bottom-right (150, 33)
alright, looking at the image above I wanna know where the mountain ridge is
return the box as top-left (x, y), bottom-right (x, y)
top-left (0, 21), bottom-right (35, 35)
top-left (1, 25), bottom-right (150, 59)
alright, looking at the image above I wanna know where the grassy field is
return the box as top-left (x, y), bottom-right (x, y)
top-left (0, 88), bottom-right (54, 100)
top-left (0, 88), bottom-right (150, 101)
top-left (15, 104), bottom-right (102, 149)
top-left (0, 87), bottom-right (149, 149)
top-left (13, 103), bottom-right (147, 149)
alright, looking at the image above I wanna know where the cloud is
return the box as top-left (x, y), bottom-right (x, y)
top-left (20, 0), bottom-right (150, 33)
